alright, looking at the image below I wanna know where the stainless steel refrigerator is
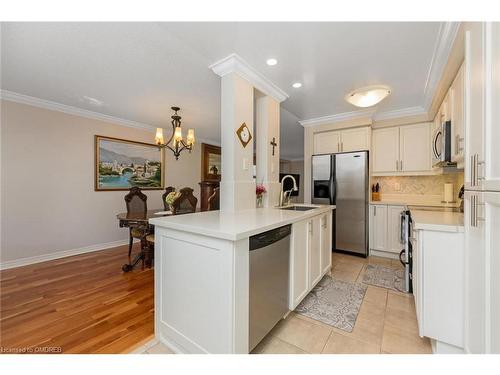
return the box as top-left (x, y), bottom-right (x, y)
top-left (312, 151), bottom-right (369, 257)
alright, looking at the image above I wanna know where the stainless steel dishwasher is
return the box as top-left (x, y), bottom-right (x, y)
top-left (249, 224), bottom-right (291, 351)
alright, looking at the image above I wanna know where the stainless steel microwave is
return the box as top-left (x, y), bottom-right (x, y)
top-left (432, 120), bottom-right (455, 167)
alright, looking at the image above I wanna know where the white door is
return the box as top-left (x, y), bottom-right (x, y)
top-left (399, 123), bottom-right (431, 173)
top-left (372, 127), bottom-right (400, 174)
top-left (369, 204), bottom-right (387, 252)
top-left (340, 127), bottom-right (370, 152)
top-left (309, 216), bottom-right (322, 288)
top-left (464, 191), bottom-right (500, 353)
top-left (289, 219), bottom-right (310, 310)
top-left (464, 23), bottom-right (486, 190)
top-left (387, 205), bottom-right (405, 254)
top-left (320, 213), bottom-right (332, 274)
top-left (484, 22), bottom-right (500, 192)
top-left (314, 131), bottom-right (341, 154)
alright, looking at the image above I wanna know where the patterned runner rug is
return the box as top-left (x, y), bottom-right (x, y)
top-left (295, 276), bottom-right (367, 333)
top-left (362, 264), bottom-right (405, 292)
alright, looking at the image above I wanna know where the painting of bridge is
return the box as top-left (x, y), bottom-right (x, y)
top-left (95, 135), bottom-right (164, 191)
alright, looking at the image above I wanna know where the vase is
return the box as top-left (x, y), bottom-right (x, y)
top-left (256, 194), bottom-right (263, 208)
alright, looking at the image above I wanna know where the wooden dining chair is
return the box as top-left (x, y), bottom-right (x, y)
top-left (162, 186), bottom-right (176, 211)
top-left (124, 187), bottom-right (148, 262)
top-left (207, 187), bottom-right (220, 211)
top-left (171, 187), bottom-right (198, 215)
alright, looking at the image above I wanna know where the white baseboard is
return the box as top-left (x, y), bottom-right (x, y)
top-left (0, 238), bottom-right (137, 270)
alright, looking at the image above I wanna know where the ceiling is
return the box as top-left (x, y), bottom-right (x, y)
top-left (1, 22), bottom-right (445, 159)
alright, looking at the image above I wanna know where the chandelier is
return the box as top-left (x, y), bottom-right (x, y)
top-left (155, 106), bottom-right (195, 160)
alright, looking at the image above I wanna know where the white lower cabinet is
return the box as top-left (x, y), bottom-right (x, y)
top-left (289, 211), bottom-right (333, 310)
top-left (369, 204), bottom-right (405, 256)
top-left (413, 227), bottom-right (465, 351)
top-left (369, 204), bottom-right (388, 251)
top-left (321, 213), bottom-right (332, 274)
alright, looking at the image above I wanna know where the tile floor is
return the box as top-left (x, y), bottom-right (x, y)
top-left (252, 252), bottom-right (432, 354)
top-left (137, 252), bottom-right (432, 355)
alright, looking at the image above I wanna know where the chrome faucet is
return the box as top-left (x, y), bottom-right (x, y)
top-left (279, 174), bottom-right (298, 207)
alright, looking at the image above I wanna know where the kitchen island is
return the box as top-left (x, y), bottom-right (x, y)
top-left (149, 204), bottom-right (335, 354)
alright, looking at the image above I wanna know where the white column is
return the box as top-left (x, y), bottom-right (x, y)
top-left (255, 93), bottom-right (281, 207)
top-left (219, 73), bottom-right (256, 212)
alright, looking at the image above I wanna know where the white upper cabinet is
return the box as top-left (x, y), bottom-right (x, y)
top-left (372, 123), bottom-right (432, 176)
top-left (372, 127), bottom-right (399, 173)
top-left (313, 127), bottom-right (370, 155)
top-left (451, 63), bottom-right (465, 167)
top-left (399, 123), bottom-right (431, 173)
top-left (314, 131), bottom-right (341, 154)
top-left (340, 127), bottom-right (371, 152)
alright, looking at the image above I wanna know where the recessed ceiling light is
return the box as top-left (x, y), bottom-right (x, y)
top-left (345, 85), bottom-right (391, 108)
top-left (292, 82), bottom-right (302, 88)
top-left (266, 58), bottom-right (278, 66)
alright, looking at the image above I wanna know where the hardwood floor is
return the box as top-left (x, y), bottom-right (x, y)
top-left (0, 244), bottom-right (154, 354)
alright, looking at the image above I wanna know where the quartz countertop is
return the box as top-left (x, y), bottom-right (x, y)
top-left (149, 204), bottom-right (335, 241)
top-left (411, 209), bottom-right (464, 233)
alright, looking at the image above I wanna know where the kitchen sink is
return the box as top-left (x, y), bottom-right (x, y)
top-left (279, 205), bottom-right (317, 211)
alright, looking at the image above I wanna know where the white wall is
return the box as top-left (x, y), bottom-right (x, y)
top-left (0, 100), bottom-right (202, 265)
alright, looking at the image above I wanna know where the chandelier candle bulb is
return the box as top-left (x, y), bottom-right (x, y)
top-left (155, 128), bottom-right (164, 145)
top-left (174, 126), bottom-right (183, 142)
top-left (187, 129), bottom-right (195, 145)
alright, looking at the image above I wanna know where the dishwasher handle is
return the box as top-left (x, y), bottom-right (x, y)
top-left (249, 225), bottom-right (292, 251)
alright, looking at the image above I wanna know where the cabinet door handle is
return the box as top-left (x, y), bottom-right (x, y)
top-left (374, 206), bottom-right (377, 216)
top-left (396, 160), bottom-right (399, 171)
top-left (341, 142), bottom-right (344, 152)
top-left (400, 160), bottom-right (403, 171)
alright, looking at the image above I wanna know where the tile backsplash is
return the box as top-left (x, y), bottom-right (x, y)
top-left (371, 172), bottom-right (464, 197)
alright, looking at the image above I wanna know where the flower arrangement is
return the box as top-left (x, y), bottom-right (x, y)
top-left (256, 184), bottom-right (267, 196)
top-left (256, 184), bottom-right (267, 208)
top-left (165, 191), bottom-right (180, 210)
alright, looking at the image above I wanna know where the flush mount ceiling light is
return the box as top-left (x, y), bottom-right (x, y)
top-left (266, 58), bottom-right (278, 66)
top-left (345, 85), bottom-right (391, 108)
top-left (292, 82), bottom-right (302, 88)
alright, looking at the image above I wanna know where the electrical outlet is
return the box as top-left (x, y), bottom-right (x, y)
top-left (394, 182), bottom-right (401, 191)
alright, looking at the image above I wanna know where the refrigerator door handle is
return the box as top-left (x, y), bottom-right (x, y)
top-left (329, 155), bottom-right (335, 205)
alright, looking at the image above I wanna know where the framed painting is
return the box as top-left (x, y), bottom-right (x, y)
top-left (95, 135), bottom-right (164, 191)
top-left (201, 143), bottom-right (221, 182)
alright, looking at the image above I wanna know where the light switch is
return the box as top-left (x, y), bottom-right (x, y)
top-left (243, 158), bottom-right (249, 170)
top-left (395, 182), bottom-right (401, 191)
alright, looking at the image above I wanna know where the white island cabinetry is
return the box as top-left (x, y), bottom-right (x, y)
top-left (289, 212), bottom-right (332, 310)
top-left (150, 205), bottom-right (334, 354)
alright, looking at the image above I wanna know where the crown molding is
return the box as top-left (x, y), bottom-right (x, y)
top-left (0, 90), bottom-right (220, 146)
top-left (1, 90), bottom-right (156, 132)
top-left (209, 53), bottom-right (289, 103)
top-left (422, 22), bottom-right (461, 111)
top-left (373, 106), bottom-right (427, 121)
top-left (299, 108), bottom-right (376, 127)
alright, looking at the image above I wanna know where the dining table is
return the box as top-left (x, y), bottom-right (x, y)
top-left (116, 209), bottom-right (172, 272)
